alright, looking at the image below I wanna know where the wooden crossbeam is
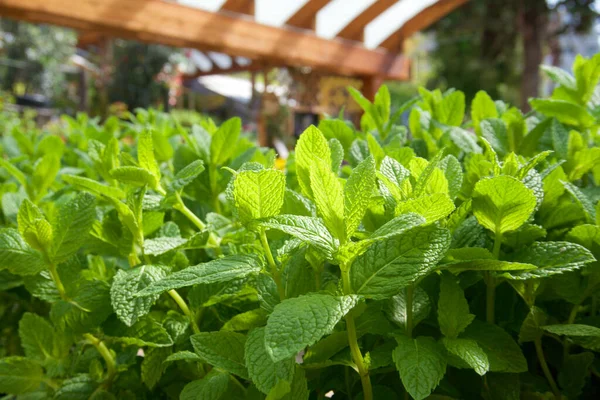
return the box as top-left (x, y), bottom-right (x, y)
top-left (285, 0), bottom-right (330, 30)
top-left (379, 0), bottom-right (469, 50)
top-left (220, 0), bottom-right (254, 16)
top-left (337, 0), bottom-right (397, 42)
top-left (0, 0), bottom-right (409, 80)
top-left (183, 59), bottom-right (275, 79)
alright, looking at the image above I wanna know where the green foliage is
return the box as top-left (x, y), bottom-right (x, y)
top-left (2, 56), bottom-right (600, 400)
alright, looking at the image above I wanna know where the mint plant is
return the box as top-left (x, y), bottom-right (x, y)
top-left (2, 54), bottom-right (600, 399)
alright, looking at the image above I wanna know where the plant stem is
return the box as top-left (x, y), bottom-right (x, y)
top-left (534, 337), bottom-right (561, 400)
top-left (259, 229), bottom-right (285, 300)
top-left (341, 267), bottom-right (373, 400)
top-left (563, 302), bottom-right (581, 359)
top-left (174, 192), bottom-right (206, 230)
top-left (485, 231), bottom-right (502, 324)
top-left (168, 289), bottom-right (200, 334)
top-left (405, 285), bottom-right (414, 337)
top-left (84, 333), bottom-right (117, 385)
top-left (485, 273), bottom-right (496, 324)
top-left (48, 263), bottom-right (68, 301)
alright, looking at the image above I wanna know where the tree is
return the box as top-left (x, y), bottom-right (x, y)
top-left (428, 0), bottom-right (598, 109)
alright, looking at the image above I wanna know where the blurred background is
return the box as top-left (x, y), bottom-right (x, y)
top-left (0, 0), bottom-right (598, 146)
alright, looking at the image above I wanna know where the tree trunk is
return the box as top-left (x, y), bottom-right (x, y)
top-left (519, 0), bottom-right (548, 111)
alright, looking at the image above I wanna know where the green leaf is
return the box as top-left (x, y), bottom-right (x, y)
top-left (439, 90), bottom-right (465, 126)
top-left (309, 160), bottom-right (345, 240)
top-left (563, 180), bottom-right (596, 223)
top-left (0, 228), bottom-right (47, 276)
top-left (62, 174), bottom-right (125, 199)
top-left (386, 286), bottom-right (431, 330)
top-left (329, 138), bottom-right (344, 171)
top-left (137, 254), bottom-right (261, 296)
top-left (499, 241), bottom-right (595, 280)
top-left (461, 320), bottom-right (527, 373)
top-left (541, 65), bottom-right (577, 90)
top-left (111, 265), bottom-right (166, 326)
top-left (143, 237), bottom-right (188, 256)
top-left (442, 337), bottom-right (489, 376)
top-left (439, 155), bottom-right (463, 199)
top-left (51, 192), bottom-right (97, 264)
top-left (395, 193), bottom-right (455, 223)
top-left (108, 316), bottom-right (174, 348)
top-left (190, 331), bottom-right (248, 378)
top-left (54, 374), bottom-right (97, 400)
top-left (559, 352), bottom-right (594, 399)
top-left (542, 324), bottom-right (600, 350)
top-left (234, 169), bottom-right (286, 224)
top-left (344, 156), bottom-right (376, 238)
top-left (138, 129), bottom-right (160, 178)
top-left (350, 225), bottom-right (450, 299)
top-left (530, 99), bottom-right (595, 128)
top-left (17, 200), bottom-right (52, 254)
top-left (258, 215), bottom-right (338, 260)
top-left (472, 175), bottom-right (536, 234)
top-left (264, 293), bottom-right (358, 362)
top-left (222, 309), bottom-right (268, 332)
top-left (245, 327), bottom-right (295, 394)
top-left (180, 370), bottom-right (230, 400)
top-left (169, 160), bottom-right (205, 192)
top-left (518, 306), bottom-right (547, 343)
top-left (438, 273), bottom-right (474, 338)
top-left (294, 125), bottom-right (331, 198)
top-left (393, 335), bottom-right (447, 400)
top-left (142, 347), bottom-right (171, 389)
top-left (0, 357), bottom-right (44, 394)
top-left (471, 91), bottom-right (498, 135)
top-left (18, 312), bottom-right (55, 362)
top-left (110, 166), bottom-right (158, 188)
top-left (480, 119), bottom-right (508, 155)
top-left (164, 351), bottom-right (202, 364)
top-left (211, 117), bottom-right (241, 165)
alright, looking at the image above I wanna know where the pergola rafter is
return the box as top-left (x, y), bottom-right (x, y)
top-left (285, 0), bottom-right (330, 30)
top-left (336, 0), bottom-right (397, 42)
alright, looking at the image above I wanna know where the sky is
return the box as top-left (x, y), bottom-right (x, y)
top-left (176, 0), bottom-right (436, 49)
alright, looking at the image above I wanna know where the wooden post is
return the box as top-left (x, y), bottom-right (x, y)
top-left (257, 69), bottom-right (270, 147)
top-left (362, 75), bottom-right (384, 101)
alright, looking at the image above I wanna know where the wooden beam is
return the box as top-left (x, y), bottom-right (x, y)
top-left (183, 60), bottom-right (278, 79)
top-left (337, 0), bottom-right (397, 42)
top-left (0, 0), bottom-right (409, 80)
top-left (285, 0), bottom-right (330, 30)
top-left (379, 0), bottom-right (469, 50)
top-left (220, 0), bottom-right (254, 16)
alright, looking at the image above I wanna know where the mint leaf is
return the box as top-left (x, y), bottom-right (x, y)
top-left (530, 99), bottom-right (595, 128)
top-left (295, 126), bottom-right (331, 198)
top-left (395, 193), bottom-right (455, 223)
top-left (442, 337), bottom-right (489, 376)
top-left (111, 265), bottom-right (166, 326)
top-left (190, 331), bottom-right (248, 378)
top-left (137, 254), bottom-right (261, 296)
top-left (472, 175), bottom-right (536, 234)
top-left (0, 357), bottom-right (44, 394)
top-left (386, 286), bottom-right (431, 330)
top-left (110, 166), bottom-right (158, 188)
top-left (51, 192), bottom-right (96, 264)
top-left (169, 160), bottom-right (205, 192)
top-left (393, 335), bottom-right (447, 400)
top-left (142, 347), bottom-right (171, 389)
top-left (258, 215), bottom-right (338, 260)
top-left (542, 324), bottom-right (600, 350)
top-left (518, 306), bottom-right (547, 343)
top-left (245, 327), bottom-right (295, 394)
top-left (234, 169), bottom-right (286, 224)
top-left (461, 321), bottom-right (527, 373)
top-left (438, 273), bottom-right (474, 338)
top-left (180, 370), bottom-right (230, 400)
top-left (350, 225), bottom-right (450, 299)
top-left (471, 91), bottom-right (498, 134)
top-left (559, 352), bottom-right (594, 399)
top-left (211, 117), bottom-right (241, 165)
top-left (62, 174), bottom-right (125, 199)
top-left (0, 228), bottom-right (46, 275)
top-left (264, 293), bottom-right (358, 362)
top-left (309, 160), bottom-right (345, 240)
top-left (138, 130), bottom-right (161, 178)
top-left (563, 180), bottom-right (596, 223)
top-left (18, 312), bottom-right (55, 362)
top-left (344, 156), bottom-right (376, 239)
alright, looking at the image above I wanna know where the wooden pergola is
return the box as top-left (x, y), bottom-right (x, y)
top-left (0, 0), bottom-right (468, 100)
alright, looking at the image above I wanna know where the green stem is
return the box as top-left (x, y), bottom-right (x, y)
top-left (84, 333), bottom-right (117, 385)
top-left (259, 229), bottom-right (285, 300)
top-left (174, 192), bottom-right (206, 230)
top-left (485, 273), bottom-right (496, 324)
top-left (534, 337), bottom-right (561, 400)
top-left (341, 267), bottom-right (373, 400)
top-left (48, 263), bottom-right (68, 301)
top-left (208, 164), bottom-right (222, 214)
top-left (168, 289), bottom-right (200, 334)
top-left (405, 285), bottom-right (414, 337)
top-left (564, 302), bottom-right (581, 359)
